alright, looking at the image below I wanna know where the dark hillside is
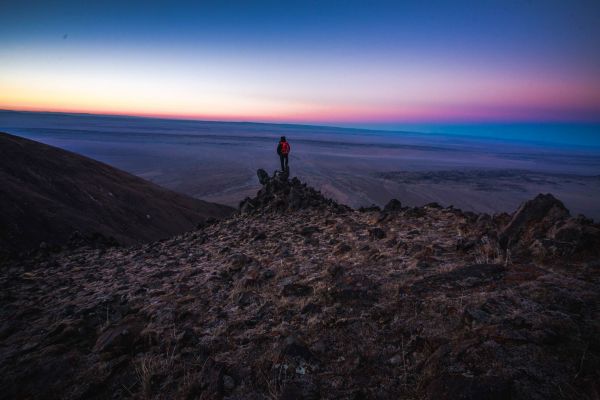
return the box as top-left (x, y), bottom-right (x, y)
top-left (0, 132), bottom-right (234, 257)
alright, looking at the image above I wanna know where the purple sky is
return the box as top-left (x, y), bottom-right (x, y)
top-left (1, 0), bottom-right (599, 125)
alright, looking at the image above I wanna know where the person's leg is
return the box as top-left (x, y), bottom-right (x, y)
top-left (280, 155), bottom-right (285, 171)
top-left (284, 155), bottom-right (289, 170)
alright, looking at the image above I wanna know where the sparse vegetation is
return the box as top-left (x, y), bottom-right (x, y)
top-left (1, 171), bottom-right (599, 399)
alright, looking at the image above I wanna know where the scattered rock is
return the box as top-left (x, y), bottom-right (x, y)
top-left (383, 199), bottom-right (402, 212)
top-left (463, 308), bottom-right (492, 325)
top-left (298, 226), bottom-right (320, 236)
top-left (405, 207), bottom-right (426, 218)
top-left (358, 204), bottom-right (381, 212)
top-left (262, 269), bottom-right (276, 280)
top-left (236, 291), bottom-right (258, 307)
top-left (229, 253), bottom-right (252, 271)
top-left (2, 182), bottom-right (598, 400)
top-left (369, 228), bottom-right (386, 240)
top-left (334, 243), bottom-right (352, 254)
top-left (222, 375), bottom-right (235, 392)
top-left (253, 231), bottom-right (267, 241)
top-left (282, 283), bottom-right (313, 297)
top-left (93, 316), bottom-right (144, 354)
top-left (388, 354), bottom-right (403, 365)
top-left (280, 336), bottom-right (313, 361)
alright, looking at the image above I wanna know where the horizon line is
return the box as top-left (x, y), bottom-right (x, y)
top-left (3, 107), bottom-right (600, 151)
top-left (2, 107), bottom-right (599, 131)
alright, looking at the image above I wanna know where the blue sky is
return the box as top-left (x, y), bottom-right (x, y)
top-left (1, 0), bottom-right (599, 129)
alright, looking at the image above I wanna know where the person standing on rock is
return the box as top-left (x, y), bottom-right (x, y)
top-left (277, 136), bottom-right (291, 172)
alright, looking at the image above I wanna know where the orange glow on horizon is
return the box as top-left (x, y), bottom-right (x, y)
top-left (3, 101), bottom-right (599, 125)
top-left (2, 52), bottom-right (599, 125)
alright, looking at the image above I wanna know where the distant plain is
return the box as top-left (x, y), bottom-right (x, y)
top-left (2, 110), bottom-right (599, 220)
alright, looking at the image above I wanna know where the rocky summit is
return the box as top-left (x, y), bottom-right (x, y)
top-left (239, 169), bottom-right (351, 215)
top-left (1, 170), bottom-right (599, 399)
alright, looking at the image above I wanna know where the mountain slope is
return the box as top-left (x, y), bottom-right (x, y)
top-left (0, 170), bottom-right (598, 399)
top-left (0, 132), bottom-right (234, 257)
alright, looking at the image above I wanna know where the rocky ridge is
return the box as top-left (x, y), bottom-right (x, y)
top-left (0, 170), bottom-right (599, 399)
top-left (239, 169), bottom-right (351, 215)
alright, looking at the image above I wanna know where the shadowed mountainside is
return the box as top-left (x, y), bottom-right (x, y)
top-left (0, 169), bottom-right (598, 399)
top-left (2, 110), bottom-right (599, 220)
top-left (0, 132), bottom-right (234, 258)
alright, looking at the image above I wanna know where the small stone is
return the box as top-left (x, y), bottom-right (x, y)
top-left (300, 303), bottom-right (321, 314)
top-left (93, 317), bottom-right (143, 354)
top-left (236, 291), bottom-right (257, 307)
top-left (253, 231), bottom-right (267, 241)
top-left (311, 339), bottom-right (327, 354)
top-left (262, 269), bottom-right (275, 280)
top-left (463, 308), bottom-right (491, 325)
top-left (334, 243), bottom-right (352, 254)
top-left (229, 253), bottom-right (252, 271)
top-left (282, 283), bottom-right (313, 297)
top-left (358, 204), bottom-right (381, 212)
top-left (281, 336), bottom-right (313, 360)
top-left (389, 354), bottom-right (403, 365)
top-left (369, 228), bottom-right (386, 240)
top-left (298, 226), bottom-right (320, 236)
top-left (223, 375), bottom-right (235, 391)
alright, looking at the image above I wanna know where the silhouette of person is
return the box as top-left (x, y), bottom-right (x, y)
top-left (277, 136), bottom-right (290, 171)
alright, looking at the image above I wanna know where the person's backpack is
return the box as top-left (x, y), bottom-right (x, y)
top-left (280, 141), bottom-right (290, 155)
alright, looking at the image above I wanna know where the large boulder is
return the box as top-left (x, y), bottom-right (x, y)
top-left (498, 193), bottom-right (600, 260)
top-left (92, 316), bottom-right (144, 355)
top-left (383, 199), bottom-right (402, 212)
top-left (499, 193), bottom-right (569, 249)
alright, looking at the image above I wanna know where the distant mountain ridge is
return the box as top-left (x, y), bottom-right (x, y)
top-left (0, 132), bottom-right (234, 257)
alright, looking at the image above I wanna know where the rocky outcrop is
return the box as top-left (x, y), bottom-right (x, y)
top-left (499, 193), bottom-right (570, 247)
top-left (499, 193), bottom-right (600, 260)
top-left (239, 169), bottom-right (351, 214)
top-left (1, 183), bottom-right (599, 399)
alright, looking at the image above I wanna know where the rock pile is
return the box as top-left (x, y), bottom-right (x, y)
top-left (239, 169), bottom-right (351, 214)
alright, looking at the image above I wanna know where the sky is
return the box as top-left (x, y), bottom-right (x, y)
top-left (1, 0), bottom-right (600, 127)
